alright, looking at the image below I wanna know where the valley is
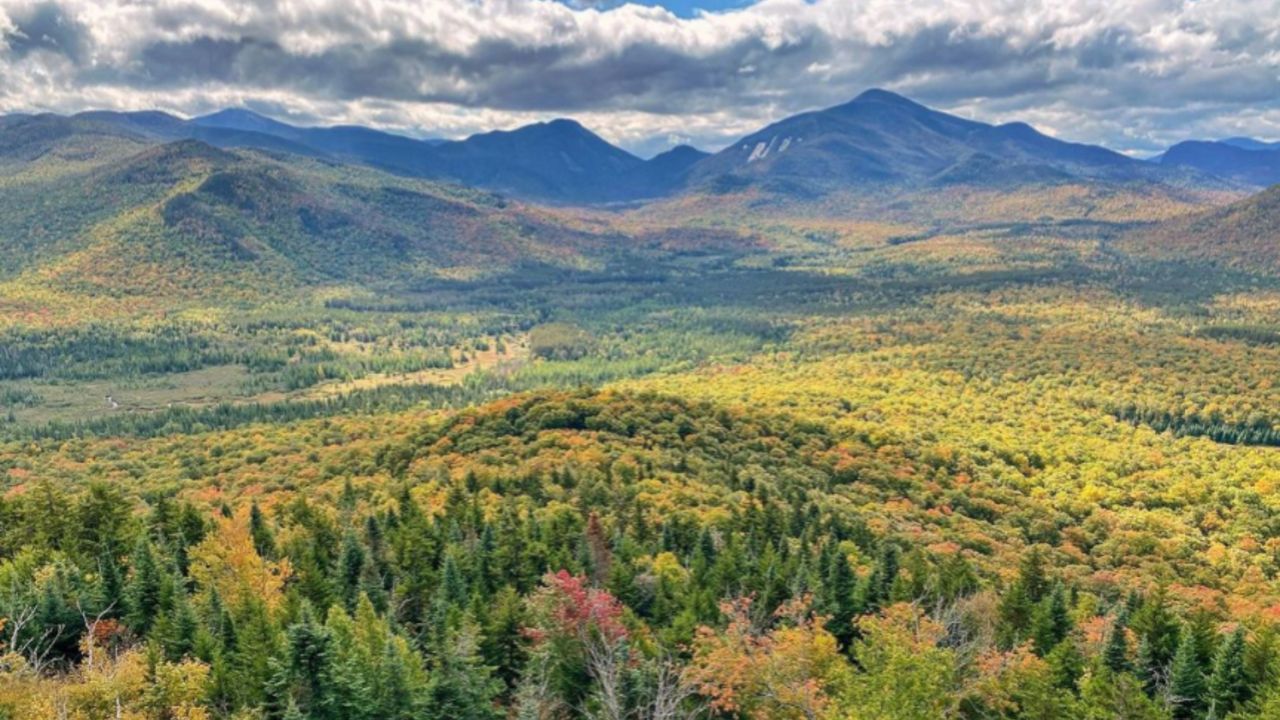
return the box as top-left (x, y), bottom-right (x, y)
top-left (3, 88), bottom-right (1280, 719)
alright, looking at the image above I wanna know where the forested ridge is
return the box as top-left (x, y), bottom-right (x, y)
top-left (4, 390), bottom-right (1280, 719)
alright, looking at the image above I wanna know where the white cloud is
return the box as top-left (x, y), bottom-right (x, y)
top-left (0, 0), bottom-right (1278, 155)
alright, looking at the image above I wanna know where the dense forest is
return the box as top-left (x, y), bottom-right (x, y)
top-left (6, 119), bottom-right (1280, 719)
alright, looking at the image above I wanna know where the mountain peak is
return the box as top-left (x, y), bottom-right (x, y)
top-left (194, 108), bottom-right (295, 135)
top-left (850, 88), bottom-right (919, 107)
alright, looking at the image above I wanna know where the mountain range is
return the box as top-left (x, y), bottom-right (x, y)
top-left (1158, 140), bottom-right (1280, 187)
top-left (7, 89), bottom-right (1273, 205)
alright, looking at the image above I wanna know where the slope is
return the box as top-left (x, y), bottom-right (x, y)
top-left (1120, 183), bottom-right (1280, 273)
top-left (685, 89), bottom-right (1168, 197)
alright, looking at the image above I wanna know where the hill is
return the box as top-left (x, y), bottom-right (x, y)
top-left (0, 121), bottom-right (622, 318)
top-left (1121, 183), bottom-right (1280, 272)
top-left (1160, 140), bottom-right (1280, 187)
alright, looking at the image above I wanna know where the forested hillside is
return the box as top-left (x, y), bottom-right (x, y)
top-left (5, 107), bottom-right (1280, 720)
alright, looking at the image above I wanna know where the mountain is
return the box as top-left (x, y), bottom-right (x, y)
top-left (6, 91), bottom-right (1250, 208)
top-left (683, 89), bottom-right (1155, 195)
top-left (425, 119), bottom-right (645, 203)
top-left (1159, 140), bottom-right (1280, 187)
top-left (621, 145), bottom-right (711, 199)
top-left (193, 109), bottom-right (445, 171)
top-left (158, 109), bottom-right (673, 203)
top-left (1122, 183), bottom-right (1280, 273)
top-left (1220, 137), bottom-right (1280, 151)
top-left (0, 117), bottom-right (616, 309)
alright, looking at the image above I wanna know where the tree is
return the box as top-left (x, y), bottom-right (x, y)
top-left (687, 595), bottom-right (849, 720)
top-left (1205, 627), bottom-right (1248, 719)
top-left (840, 603), bottom-right (957, 719)
top-left (1169, 627), bottom-right (1206, 719)
top-left (1078, 668), bottom-right (1170, 720)
top-left (1104, 612), bottom-right (1131, 674)
top-left (424, 622), bottom-right (504, 720)
top-left (250, 502), bottom-right (277, 560)
top-left (188, 509), bottom-right (290, 613)
top-left (124, 538), bottom-right (164, 635)
top-left (1030, 583), bottom-right (1072, 656)
top-left (1046, 638), bottom-right (1085, 691)
top-left (337, 531), bottom-right (367, 612)
top-left (823, 546), bottom-right (859, 648)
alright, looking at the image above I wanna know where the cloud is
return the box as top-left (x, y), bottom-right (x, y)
top-left (0, 0), bottom-right (1277, 155)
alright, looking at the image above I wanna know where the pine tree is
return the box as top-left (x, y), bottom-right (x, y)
top-left (1170, 627), bottom-right (1206, 720)
top-left (482, 586), bottom-right (528, 697)
top-left (863, 542), bottom-right (898, 610)
top-left (1047, 638), bottom-right (1085, 691)
top-left (1131, 587), bottom-right (1180, 672)
top-left (1030, 583), bottom-right (1072, 656)
top-left (1136, 634), bottom-right (1160, 697)
top-left (279, 605), bottom-right (340, 720)
top-left (337, 531), bottom-right (367, 612)
top-left (1206, 627), bottom-right (1248, 719)
top-left (1017, 548), bottom-right (1049, 604)
top-left (997, 580), bottom-right (1034, 649)
top-left (124, 538), bottom-right (163, 635)
top-left (1103, 612), bottom-right (1131, 674)
top-left (249, 501), bottom-right (277, 560)
top-left (823, 546), bottom-right (858, 647)
top-left (425, 623), bottom-right (504, 720)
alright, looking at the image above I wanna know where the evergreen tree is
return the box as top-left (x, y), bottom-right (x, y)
top-left (823, 545), bottom-right (859, 647)
top-left (337, 531), bottom-right (367, 612)
top-left (1017, 548), bottom-right (1049, 604)
top-left (1136, 634), bottom-right (1161, 697)
top-left (425, 623), bottom-right (504, 720)
top-left (124, 538), bottom-right (163, 635)
top-left (1170, 627), bottom-right (1206, 720)
top-left (1206, 627), bottom-right (1248, 719)
top-left (1047, 638), bottom-right (1085, 691)
top-left (997, 580), bottom-right (1034, 650)
top-left (250, 501), bottom-right (277, 560)
top-left (1030, 583), bottom-right (1072, 656)
top-left (1131, 587), bottom-right (1180, 672)
top-left (1103, 612), bottom-right (1131, 674)
top-left (482, 586), bottom-right (528, 696)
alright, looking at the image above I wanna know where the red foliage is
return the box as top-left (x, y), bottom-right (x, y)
top-left (525, 570), bottom-right (628, 645)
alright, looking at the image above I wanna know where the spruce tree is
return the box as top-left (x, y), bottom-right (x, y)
top-left (824, 546), bottom-right (858, 647)
top-left (425, 623), bottom-right (504, 720)
top-left (337, 531), bottom-right (367, 612)
top-left (1170, 627), bottom-right (1206, 720)
top-left (250, 502), bottom-right (277, 560)
top-left (1103, 612), bottom-right (1131, 674)
top-left (1206, 627), bottom-right (1248, 719)
top-left (124, 538), bottom-right (163, 635)
top-left (1030, 583), bottom-right (1072, 656)
top-left (1047, 638), bottom-right (1085, 691)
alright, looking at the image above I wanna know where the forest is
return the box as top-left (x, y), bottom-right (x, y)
top-left (6, 116), bottom-right (1280, 719)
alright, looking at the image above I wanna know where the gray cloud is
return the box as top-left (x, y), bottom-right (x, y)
top-left (3, 1), bottom-right (86, 60)
top-left (0, 0), bottom-right (1278, 156)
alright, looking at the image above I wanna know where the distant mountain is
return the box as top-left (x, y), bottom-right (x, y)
top-left (683, 89), bottom-right (1155, 195)
top-left (0, 118), bottom-right (614, 303)
top-left (1122, 183), bottom-right (1280, 273)
top-left (621, 145), bottom-right (711, 199)
top-left (426, 119), bottom-right (645, 203)
top-left (192, 109), bottom-right (444, 171)
top-left (1159, 140), bottom-right (1280, 187)
top-left (6, 91), bottom-right (1258, 207)
top-left (1220, 137), bottom-right (1280, 152)
top-left (95, 108), bottom-right (673, 203)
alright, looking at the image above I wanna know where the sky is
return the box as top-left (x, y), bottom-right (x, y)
top-left (1, 0), bottom-right (1278, 158)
